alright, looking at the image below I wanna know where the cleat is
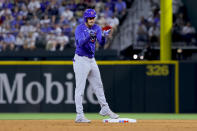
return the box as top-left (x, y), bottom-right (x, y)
top-left (75, 117), bottom-right (91, 123)
top-left (99, 106), bottom-right (119, 119)
top-left (75, 114), bottom-right (91, 123)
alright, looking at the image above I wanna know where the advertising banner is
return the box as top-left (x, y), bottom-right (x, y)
top-left (0, 61), bottom-right (177, 113)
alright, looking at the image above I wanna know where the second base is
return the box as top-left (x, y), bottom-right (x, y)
top-left (103, 118), bottom-right (137, 123)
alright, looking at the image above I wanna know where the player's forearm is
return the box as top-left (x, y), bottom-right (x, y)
top-left (77, 35), bottom-right (91, 47)
top-left (98, 36), bottom-right (106, 46)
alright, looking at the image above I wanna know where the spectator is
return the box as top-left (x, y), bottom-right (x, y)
top-left (40, 0), bottom-right (50, 13)
top-left (10, 15), bottom-right (24, 28)
top-left (115, 0), bottom-right (127, 19)
top-left (67, 1), bottom-right (77, 12)
top-left (153, 13), bottom-right (160, 27)
top-left (12, 6), bottom-right (20, 18)
top-left (0, 1), bottom-right (5, 8)
top-left (148, 23), bottom-right (160, 45)
top-left (173, 13), bottom-right (185, 42)
top-left (10, 24), bottom-right (20, 36)
top-left (56, 32), bottom-right (69, 51)
top-left (3, 32), bottom-right (15, 51)
top-left (173, 0), bottom-right (183, 14)
top-left (40, 22), bottom-right (53, 34)
top-left (48, 0), bottom-right (59, 24)
top-left (28, 0), bottom-right (41, 13)
top-left (70, 17), bottom-right (77, 31)
top-left (46, 31), bottom-right (57, 51)
top-left (53, 24), bottom-right (62, 36)
top-left (19, 4), bottom-right (28, 19)
top-left (20, 21), bottom-right (36, 36)
top-left (59, 15), bottom-right (69, 25)
top-left (105, 0), bottom-right (114, 12)
top-left (61, 7), bottom-right (74, 21)
top-left (2, 0), bottom-right (14, 10)
top-left (40, 14), bottom-right (50, 25)
top-left (77, 16), bottom-right (84, 24)
top-left (0, 24), bottom-right (8, 34)
top-left (76, 1), bottom-right (87, 11)
top-left (0, 7), bottom-right (12, 17)
top-left (58, 1), bottom-right (66, 16)
top-left (24, 32), bottom-right (36, 50)
top-left (62, 23), bottom-right (72, 37)
top-left (147, 11), bottom-right (154, 26)
top-left (175, 13), bottom-right (185, 27)
top-left (150, 0), bottom-right (160, 12)
top-left (97, 13), bottom-right (107, 27)
top-left (107, 14), bottom-right (119, 30)
top-left (84, 0), bottom-right (95, 9)
top-left (35, 31), bottom-right (47, 49)
top-left (0, 0), bottom-right (123, 52)
top-left (31, 14), bottom-right (40, 26)
top-left (1, 24), bottom-right (11, 34)
top-left (4, 14), bottom-right (14, 27)
top-left (181, 22), bottom-right (196, 45)
top-left (0, 33), bottom-right (3, 51)
top-left (75, 1), bottom-right (87, 18)
top-left (136, 17), bottom-right (148, 46)
top-left (103, 6), bottom-right (113, 18)
top-left (15, 32), bottom-right (25, 51)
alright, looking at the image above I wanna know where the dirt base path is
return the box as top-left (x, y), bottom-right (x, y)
top-left (0, 120), bottom-right (197, 131)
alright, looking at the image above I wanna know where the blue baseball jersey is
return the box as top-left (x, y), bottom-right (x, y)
top-left (75, 23), bottom-right (105, 58)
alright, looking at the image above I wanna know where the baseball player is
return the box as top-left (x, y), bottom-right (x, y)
top-left (73, 9), bottom-right (119, 123)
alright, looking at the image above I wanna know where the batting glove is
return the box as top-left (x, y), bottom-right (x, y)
top-left (102, 29), bottom-right (111, 37)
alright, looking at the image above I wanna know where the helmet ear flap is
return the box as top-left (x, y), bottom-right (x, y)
top-left (84, 17), bottom-right (87, 23)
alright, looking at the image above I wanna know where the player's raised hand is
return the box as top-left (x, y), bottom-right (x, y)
top-left (102, 25), bottom-right (112, 37)
top-left (102, 30), bottom-right (111, 37)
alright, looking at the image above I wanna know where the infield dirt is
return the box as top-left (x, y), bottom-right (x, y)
top-left (0, 120), bottom-right (197, 131)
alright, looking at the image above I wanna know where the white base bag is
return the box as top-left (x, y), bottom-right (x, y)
top-left (103, 118), bottom-right (137, 123)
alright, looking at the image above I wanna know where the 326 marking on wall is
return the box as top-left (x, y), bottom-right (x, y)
top-left (146, 65), bottom-right (169, 76)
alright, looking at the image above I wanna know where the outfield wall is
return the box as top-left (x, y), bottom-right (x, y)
top-left (179, 61), bottom-right (197, 113)
top-left (0, 61), bottom-right (196, 113)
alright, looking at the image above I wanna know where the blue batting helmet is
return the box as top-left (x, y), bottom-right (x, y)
top-left (84, 9), bottom-right (96, 22)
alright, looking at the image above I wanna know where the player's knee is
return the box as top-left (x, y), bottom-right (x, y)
top-left (97, 82), bottom-right (103, 88)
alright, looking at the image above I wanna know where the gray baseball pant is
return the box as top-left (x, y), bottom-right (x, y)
top-left (73, 54), bottom-right (109, 115)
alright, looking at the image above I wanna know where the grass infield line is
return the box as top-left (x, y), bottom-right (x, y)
top-left (0, 113), bottom-right (197, 120)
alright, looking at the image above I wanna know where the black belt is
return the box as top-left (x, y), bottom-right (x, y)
top-left (76, 54), bottom-right (93, 59)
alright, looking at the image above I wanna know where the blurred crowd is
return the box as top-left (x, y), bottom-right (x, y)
top-left (136, 0), bottom-right (197, 47)
top-left (0, 0), bottom-right (129, 52)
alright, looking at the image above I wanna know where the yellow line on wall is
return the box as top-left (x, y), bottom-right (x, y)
top-left (0, 61), bottom-right (177, 65)
top-left (0, 61), bottom-right (73, 65)
top-left (174, 61), bottom-right (179, 113)
top-left (97, 60), bottom-right (177, 65)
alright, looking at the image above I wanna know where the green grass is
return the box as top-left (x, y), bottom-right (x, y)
top-left (0, 113), bottom-right (197, 120)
